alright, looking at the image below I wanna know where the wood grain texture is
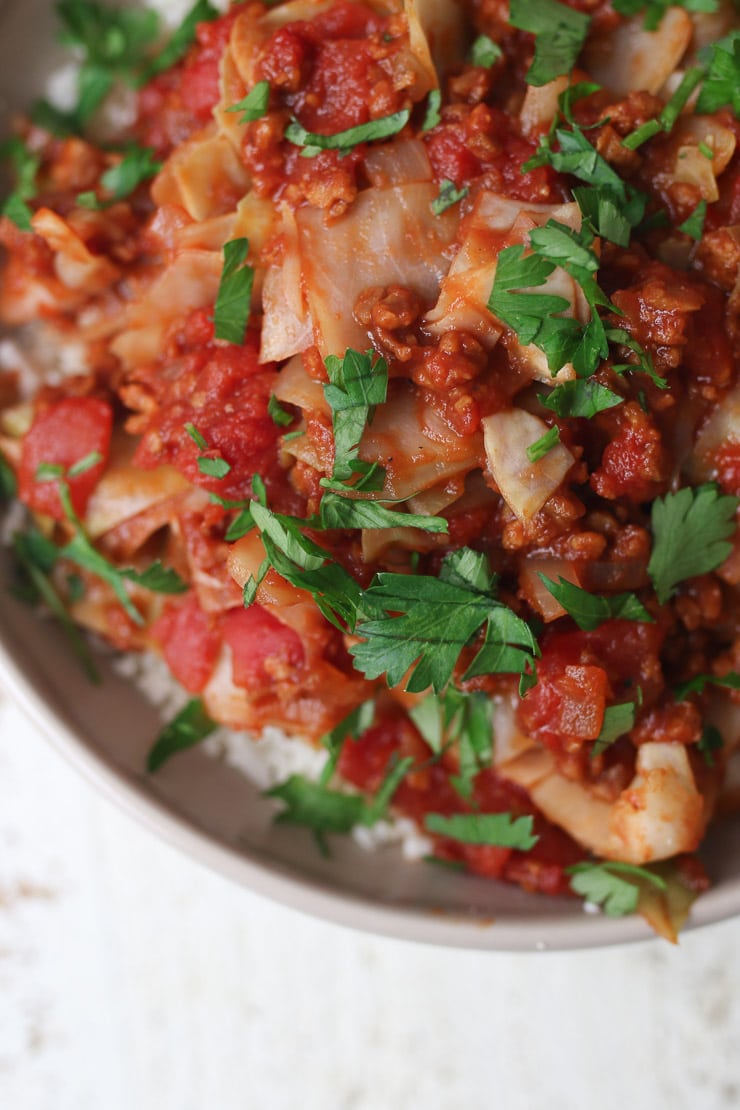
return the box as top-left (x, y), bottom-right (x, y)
top-left (0, 685), bottom-right (739, 1110)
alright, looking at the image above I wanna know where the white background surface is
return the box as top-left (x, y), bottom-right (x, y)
top-left (1, 685), bottom-right (739, 1110)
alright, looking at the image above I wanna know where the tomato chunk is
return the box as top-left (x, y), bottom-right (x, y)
top-left (18, 397), bottom-right (113, 521)
top-left (223, 605), bottom-right (305, 688)
top-left (152, 594), bottom-right (221, 694)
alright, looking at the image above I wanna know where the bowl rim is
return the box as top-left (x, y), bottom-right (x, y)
top-left (5, 632), bottom-right (737, 952)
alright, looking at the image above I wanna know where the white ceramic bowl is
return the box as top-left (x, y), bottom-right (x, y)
top-left (3, 0), bottom-right (740, 950)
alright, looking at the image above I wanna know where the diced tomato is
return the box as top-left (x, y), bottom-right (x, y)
top-left (337, 718), bottom-right (403, 792)
top-left (18, 397), bottom-right (113, 521)
top-left (151, 593), bottom-right (221, 693)
top-left (223, 605), bottom-right (305, 688)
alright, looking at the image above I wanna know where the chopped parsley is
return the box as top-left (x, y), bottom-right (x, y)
top-left (612, 0), bottom-right (718, 33)
top-left (421, 89), bottom-right (442, 132)
top-left (424, 812), bottom-right (539, 850)
top-left (227, 80), bottom-right (271, 123)
top-left (539, 379), bottom-right (624, 418)
top-left (567, 861), bottom-right (666, 916)
top-left (213, 238), bottom-right (254, 345)
top-left (696, 32), bottom-right (740, 116)
top-left (284, 109), bottom-right (411, 158)
top-left (318, 491), bottom-right (448, 535)
top-left (319, 699), bottom-right (376, 785)
top-left (411, 688), bottom-right (494, 798)
top-left (77, 145), bottom-right (161, 207)
top-left (648, 484), bottom-right (739, 605)
top-left (350, 548), bottom-right (539, 694)
top-left (526, 425), bottom-right (561, 463)
top-left (509, 0), bottom-right (590, 86)
top-left (622, 67), bottom-right (705, 150)
top-left (673, 671), bottom-right (740, 700)
top-left (539, 576), bottom-right (652, 630)
top-left (698, 724), bottom-right (724, 768)
top-left (469, 34), bottom-right (503, 69)
top-left (431, 180), bottom-right (469, 216)
top-left (0, 455), bottom-right (17, 501)
top-left (147, 698), bottom-right (217, 772)
top-left (322, 349), bottom-right (388, 485)
top-left (142, 0), bottom-right (219, 80)
top-left (678, 200), bottom-right (708, 241)
top-left (592, 702), bottom-right (636, 756)
top-left (0, 138), bottom-right (41, 231)
top-left (268, 395), bottom-right (294, 428)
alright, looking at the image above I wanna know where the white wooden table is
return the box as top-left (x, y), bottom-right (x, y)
top-left (1, 686), bottom-right (739, 1110)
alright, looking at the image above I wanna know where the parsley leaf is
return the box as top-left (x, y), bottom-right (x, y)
top-left (214, 238), bottom-right (254, 345)
top-left (78, 145), bottom-right (161, 207)
top-left (122, 561), bottom-right (187, 594)
top-left (318, 491), bottom-right (448, 534)
top-left (323, 349), bottom-right (388, 483)
top-left (285, 109), bottom-right (410, 158)
top-left (696, 33), bottom-right (740, 116)
top-left (424, 812), bottom-right (539, 850)
top-left (0, 455), bottom-right (17, 500)
top-left (469, 34), bottom-right (502, 68)
top-left (622, 67), bottom-right (705, 150)
top-left (509, 0), bottom-right (590, 86)
top-left (539, 379), bottom-right (623, 418)
top-left (147, 698), bottom-right (217, 772)
top-left (319, 699), bottom-right (376, 785)
top-left (673, 671), bottom-right (740, 700)
top-left (526, 425), bottom-right (561, 462)
top-left (648, 484), bottom-right (739, 604)
top-left (198, 457), bottom-right (231, 479)
top-left (592, 702), bottom-right (636, 756)
top-left (412, 688), bottom-right (494, 798)
top-left (539, 576), bottom-right (652, 630)
top-left (351, 550), bottom-right (538, 693)
top-left (142, 0), bottom-right (219, 81)
top-left (698, 724), bottom-right (724, 768)
top-left (227, 80), bottom-right (271, 123)
top-left (678, 200), bottom-right (707, 241)
top-left (0, 138), bottom-right (40, 231)
top-left (268, 395), bottom-right (294, 428)
top-left (422, 89), bottom-right (441, 131)
top-left (12, 527), bottom-right (101, 684)
top-left (613, 0), bottom-right (718, 33)
top-left (431, 180), bottom-right (469, 215)
top-left (568, 860), bottom-right (666, 916)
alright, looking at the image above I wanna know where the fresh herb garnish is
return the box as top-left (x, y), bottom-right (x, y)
top-left (318, 491), bottom-right (448, 534)
top-left (592, 702), bottom-right (636, 756)
top-left (350, 548), bottom-right (539, 693)
top-left (612, 0), bottom-right (718, 33)
top-left (431, 180), bottom-right (469, 215)
top-left (673, 671), bottom-right (740, 700)
top-left (268, 394), bottom-right (294, 428)
top-left (322, 348), bottom-right (388, 485)
top-left (319, 699), bottom-right (376, 785)
top-left (678, 200), bottom-right (707, 241)
top-left (0, 138), bottom-right (41, 231)
top-left (421, 89), bottom-right (441, 131)
top-left (696, 33), bottom-right (740, 116)
top-left (147, 697), bottom-right (217, 772)
top-left (227, 80), bottom-right (271, 123)
top-left (213, 238), bottom-right (254, 345)
top-left (539, 379), bottom-right (623, 418)
top-left (411, 688), bottom-right (494, 798)
top-left (12, 527), bottom-right (100, 683)
top-left (622, 67), bottom-right (705, 150)
top-left (284, 109), bottom-right (411, 158)
top-left (122, 561), bottom-right (188, 594)
top-left (141, 0), bottom-right (219, 81)
top-left (648, 484), bottom-right (739, 604)
top-left (424, 812), bottom-right (539, 850)
top-left (509, 0), bottom-right (590, 86)
top-left (539, 576), bottom-right (652, 630)
top-left (197, 457), bottom-right (231, 479)
top-left (698, 724), bottom-right (724, 768)
top-left (526, 425), bottom-right (561, 463)
top-left (0, 455), bottom-right (18, 500)
top-left (567, 861), bottom-right (666, 916)
top-left (77, 144), bottom-right (161, 207)
top-left (469, 34), bottom-right (502, 68)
